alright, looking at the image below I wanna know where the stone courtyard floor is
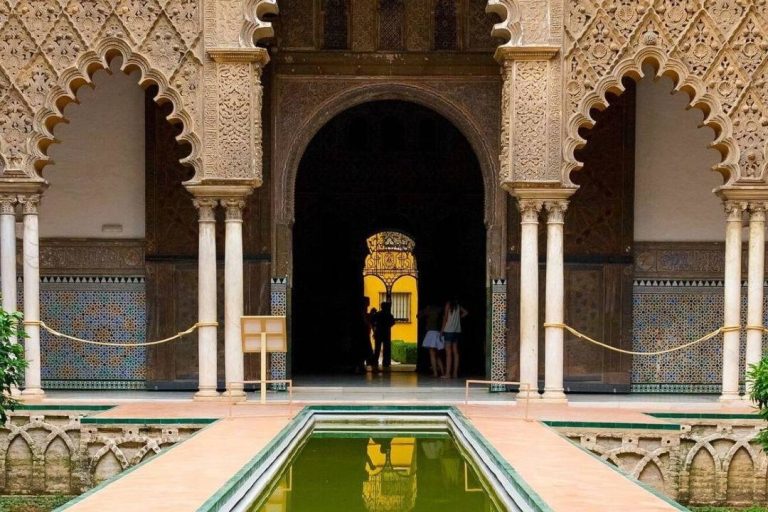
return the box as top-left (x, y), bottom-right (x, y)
top-left (35, 387), bottom-right (755, 512)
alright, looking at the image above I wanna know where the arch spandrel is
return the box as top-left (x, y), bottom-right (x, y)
top-left (562, 1), bottom-right (768, 189)
top-left (275, 81), bottom-right (501, 227)
top-left (0, 2), bottom-right (204, 182)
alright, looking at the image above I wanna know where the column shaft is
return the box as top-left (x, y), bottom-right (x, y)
top-left (0, 196), bottom-right (17, 319)
top-left (21, 196), bottom-right (44, 398)
top-left (223, 199), bottom-right (245, 398)
top-left (0, 197), bottom-right (20, 396)
top-left (194, 199), bottom-right (219, 399)
top-left (519, 199), bottom-right (542, 398)
top-left (746, 202), bottom-right (766, 393)
top-left (721, 201), bottom-right (744, 401)
top-left (543, 200), bottom-right (567, 401)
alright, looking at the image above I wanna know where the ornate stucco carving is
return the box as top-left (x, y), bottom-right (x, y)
top-left (200, 48), bottom-right (268, 186)
top-left (0, 0), bottom-right (204, 182)
top-left (486, 0), bottom-right (523, 47)
top-left (563, 1), bottom-right (768, 188)
top-left (206, 0), bottom-right (278, 48)
top-left (495, 46), bottom-right (562, 188)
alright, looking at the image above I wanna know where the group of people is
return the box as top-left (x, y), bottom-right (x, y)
top-left (355, 296), bottom-right (468, 378)
top-left (419, 299), bottom-right (468, 379)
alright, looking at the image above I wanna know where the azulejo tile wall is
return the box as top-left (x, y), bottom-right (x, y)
top-left (490, 279), bottom-right (507, 391)
top-left (631, 279), bottom-right (765, 393)
top-left (36, 276), bottom-right (147, 390)
top-left (269, 277), bottom-right (288, 390)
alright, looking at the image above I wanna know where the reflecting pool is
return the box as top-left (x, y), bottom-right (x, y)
top-left (249, 432), bottom-right (502, 512)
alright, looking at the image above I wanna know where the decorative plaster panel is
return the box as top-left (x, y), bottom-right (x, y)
top-left (563, 0), bottom-right (768, 187)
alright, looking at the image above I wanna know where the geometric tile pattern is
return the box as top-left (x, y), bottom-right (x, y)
top-left (632, 280), bottom-right (766, 393)
top-left (31, 276), bottom-right (147, 390)
top-left (490, 279), bottom-right (507, 391)
top-left (269, 277), bottom-right (288, 390)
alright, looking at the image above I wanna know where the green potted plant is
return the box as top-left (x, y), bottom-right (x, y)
top-left (747, 357), bottom-right (768, 451)
top-left (0, 308), bottom-right (27, 423)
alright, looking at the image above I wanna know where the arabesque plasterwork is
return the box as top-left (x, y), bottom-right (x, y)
top-left (1, 0), bottom-right (764, 193)
top-left (0, 0), bottom-right (277, 191)
top-left (488, 0), bottom-right (768, 192)
top-left (563, 0), bottom-right (768, 188)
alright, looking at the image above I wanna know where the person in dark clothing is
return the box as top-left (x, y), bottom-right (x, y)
top-left (373, 301), bottom-right (396, 370)
top-left (355, 296), bottom-right (374, 373)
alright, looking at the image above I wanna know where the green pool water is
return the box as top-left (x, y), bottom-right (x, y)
top-left (249, 432), bottom-right (502, 512)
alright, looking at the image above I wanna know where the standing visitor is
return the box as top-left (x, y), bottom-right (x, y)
top-left (441, 298), bottom-right (467, 379)
top-left (419, 303), bottom-right (445, 377)
top-left (355, 297), bottom-right (374, 374)
top-left (373, 302), bottom-right (396, 371)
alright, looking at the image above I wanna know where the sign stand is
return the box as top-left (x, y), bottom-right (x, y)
top-left (241, 316), bottom-right (288, 404)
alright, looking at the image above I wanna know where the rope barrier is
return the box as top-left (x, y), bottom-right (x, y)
top-left (543, 323), bottom-right (742, 356)
top-left (24, 320), bottom-right (217, 348)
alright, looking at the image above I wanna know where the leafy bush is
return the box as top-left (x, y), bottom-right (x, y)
top-left (391, 340), bottom-right (417, 364)
top-left (691, 507), bottom-right (768, 512)
top-left (747, 357), bottom-right (768, 452)
top-left (0, 495), bottom-right (74, 512)
top-left (0, 308), bottom-right (27, 423)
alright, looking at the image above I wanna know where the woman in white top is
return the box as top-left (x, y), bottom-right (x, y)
top-left (441, 298), bottom-right (468, 379)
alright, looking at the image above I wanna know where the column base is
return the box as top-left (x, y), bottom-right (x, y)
top-left (193, 389), bottom-right (220, 401)
top-left (21, 388), bottom-right (45, 401)
top-left (223, 389), bottom-right (247, 402)
top-left (718, 392), bottom-right (741, 403)
top-left (541, 390), bottom-right (567, 403)
top-left (10, 385), bottom-right (21, 398)
top-left (516, 389), bottom-right (541, 400)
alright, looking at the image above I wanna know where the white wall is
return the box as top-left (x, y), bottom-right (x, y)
top-left (634, 73), bottom-right (723, 242)
top-left (41, 60), bottom-right (145, 238)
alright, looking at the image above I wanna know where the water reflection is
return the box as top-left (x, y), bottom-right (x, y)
top-left (251, 434), bottom-right (500, 512)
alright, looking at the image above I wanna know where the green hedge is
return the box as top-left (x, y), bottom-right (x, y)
top-left (391, 340), bottom-right (417, 364)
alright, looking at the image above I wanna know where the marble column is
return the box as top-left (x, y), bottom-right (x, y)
top-left (519, 199), bottom-right (542, 398)
top-left (0, 196), bottom-right (17, 318)
top-left (223, 198), bottom-right (246, 399)
top-left (194, 199), bottom-right (219, 400)
top-left (543, 200), bottom-right (568, 402)
top-left (746, 202), bottom-right (766, 394)
top-left (0, 196), bottom-right (20, 396)
top-left (721, 201), bottom-right (744, 401)
top-left (20, 195), bottom-right (44, 398)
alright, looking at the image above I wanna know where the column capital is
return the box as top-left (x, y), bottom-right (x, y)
top-left (19, 194), bottom-right (40, 215)
top-left (518, 199), bottom-right (543, 224)
top-left (748, 201), bottom-right (768, 220)
top-left (544, 200), bottom-right (569, 224)
top-left (193, 198), bottom-right (218, 222)
top-left (221, 198), bottom-right (246, 221)
top-left (0, 195), bottom-right (17, 215)
top-left (724, 200), bottom-right (746, 221)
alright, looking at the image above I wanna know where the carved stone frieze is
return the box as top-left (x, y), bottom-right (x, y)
top-left (27, 239), bottom-right (146, 276)
top-left (634, 242), bottom-right (727, 280)
top-left (632, 241), bottom-right (768, 280)
top-left (559, 419), bottom-right (768, 506)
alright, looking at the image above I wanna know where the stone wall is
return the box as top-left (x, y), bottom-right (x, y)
top-left (0, 409), bottom-right (205, 495)
top-left (557, 417), bottom-right (766, 507)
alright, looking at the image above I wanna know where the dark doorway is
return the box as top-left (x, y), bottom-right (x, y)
top-left (292, 101), bottom-right (486, 376)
